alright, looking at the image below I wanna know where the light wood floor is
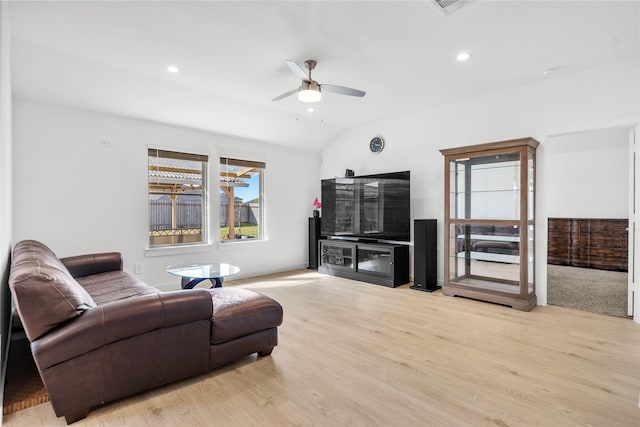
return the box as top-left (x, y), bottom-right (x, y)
top-left (4, 270), bottom-right (640, 426)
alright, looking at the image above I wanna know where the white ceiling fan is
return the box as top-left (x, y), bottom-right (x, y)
top-left (272, 59), bottom-right (366, 103)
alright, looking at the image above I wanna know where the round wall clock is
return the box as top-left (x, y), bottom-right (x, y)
top-left (369, 136), bottom-right (385, 154)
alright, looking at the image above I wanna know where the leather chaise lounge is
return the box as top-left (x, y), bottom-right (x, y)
top-left (8, 240), bottom-right (283, 424)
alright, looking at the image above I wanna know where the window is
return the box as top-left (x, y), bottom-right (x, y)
top-left (148, 149), bottom-right (208, 247)
top-left (220, 157), bottom-right (265, 241)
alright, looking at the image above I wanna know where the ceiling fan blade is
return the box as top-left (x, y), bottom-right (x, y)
top-left (272, 88), bottom-right (299, 102)
top-left (285, 60), bottom-right (310, 81)
top-left (321, 84), bottom-right (366, 97)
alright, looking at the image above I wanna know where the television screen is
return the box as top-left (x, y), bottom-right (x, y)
top-left (321, 171), bottom-right (410, 241)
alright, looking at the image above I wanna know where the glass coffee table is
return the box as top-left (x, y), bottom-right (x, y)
top-left (166, 262), bottom-right (240, 289)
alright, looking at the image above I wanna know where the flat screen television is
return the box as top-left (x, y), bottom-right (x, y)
top-left (321, 171), bottom-right (410, 242)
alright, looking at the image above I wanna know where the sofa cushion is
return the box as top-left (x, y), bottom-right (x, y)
top-left (9, 240), bottom-right (97, 341)
top-left (77, 270), bottom-right (158, 305)
top-left (209, 287), bottom-right (283, 344)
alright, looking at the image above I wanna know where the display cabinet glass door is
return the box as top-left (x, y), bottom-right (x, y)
top-left (450, 153), bottom-right (520, 220)
top-left (449, 222), bottom-right (521, 294)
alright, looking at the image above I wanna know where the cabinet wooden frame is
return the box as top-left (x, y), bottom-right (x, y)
top-left (441, 137), bottom-right (539, 311)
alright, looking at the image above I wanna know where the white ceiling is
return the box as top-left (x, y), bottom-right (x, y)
top-left (8, 1), bottom-right (639, 151)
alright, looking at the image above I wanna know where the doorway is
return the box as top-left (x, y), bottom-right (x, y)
top-left (545, 127), bottom-right (631, 318)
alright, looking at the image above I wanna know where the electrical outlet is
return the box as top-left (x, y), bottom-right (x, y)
top-left (134, 263), bottom-right (143, 274)
top-left (99, 140), bottom-right (111, 148)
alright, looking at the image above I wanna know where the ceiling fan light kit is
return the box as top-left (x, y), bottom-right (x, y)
top-left (298, 80), bottom-right (322, 103)
top-left (273, 59), bottom-right (365, 103)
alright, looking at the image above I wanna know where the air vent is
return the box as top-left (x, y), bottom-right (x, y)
top-left (432, 0), bottom-right (475, 15)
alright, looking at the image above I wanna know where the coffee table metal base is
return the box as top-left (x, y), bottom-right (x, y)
top-left (181, 276), bottom-right (224, 289)
top-left (167, 262), bottom-right (239, 290)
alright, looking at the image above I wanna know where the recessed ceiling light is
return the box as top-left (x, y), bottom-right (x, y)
top-left (307, 107), bottom-right (315, 113)
top-left (456, 52), bottom-right (471, 61)
top-left (167, 65), bottom-right (179, 73)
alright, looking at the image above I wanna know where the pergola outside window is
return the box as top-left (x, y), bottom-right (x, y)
top-left (220, 157), bottom-right (265, 241)
top-left (148, 149), bottom-right (208, 247)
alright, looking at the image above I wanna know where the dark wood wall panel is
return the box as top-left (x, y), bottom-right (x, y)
top-left (548, 218), bottom-right (571, 265)
top-left (548, 218), bottom-right (628, 272)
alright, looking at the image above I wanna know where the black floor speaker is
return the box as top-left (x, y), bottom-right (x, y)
top-left (308, 217), bottom-right (323, 269)
top-left (411, 219), bottom-right (440, 292)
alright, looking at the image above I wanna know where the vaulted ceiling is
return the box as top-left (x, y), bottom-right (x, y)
top-left (8, 1), bottom-right (639, 151)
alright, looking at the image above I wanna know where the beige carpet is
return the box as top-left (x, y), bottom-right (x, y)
top-left (2, 338), bottom-right (48, 415)
top-left (547, 264), bottom-right (628, 318)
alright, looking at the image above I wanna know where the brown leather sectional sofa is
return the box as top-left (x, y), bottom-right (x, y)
top-left (8, 240), bottom-right (283, 424)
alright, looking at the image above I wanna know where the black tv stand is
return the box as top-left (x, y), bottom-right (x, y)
top-left (318, 240), bottom-right (409, 287)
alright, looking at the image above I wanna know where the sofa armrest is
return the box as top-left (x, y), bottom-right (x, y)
top-left (32, 290), bottom-right (213, 369)
top-left (60, 252), bottom-right (123, 278)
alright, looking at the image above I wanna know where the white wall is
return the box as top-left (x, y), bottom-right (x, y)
top-left (321, 57), bottom-right (640, 306)
top-left (12, 99), bottom-right (320, 289)
top-left (546, 127), bottom-right (629, 218)
top-left (0, 1), bottom-right (12, 422)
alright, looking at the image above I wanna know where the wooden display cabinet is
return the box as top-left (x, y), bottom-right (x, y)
top-left (440, 138), bottom-right (539, 311)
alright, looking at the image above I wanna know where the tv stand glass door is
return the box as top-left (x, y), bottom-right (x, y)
top-left (357, 246), bottom-right (393, 276)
